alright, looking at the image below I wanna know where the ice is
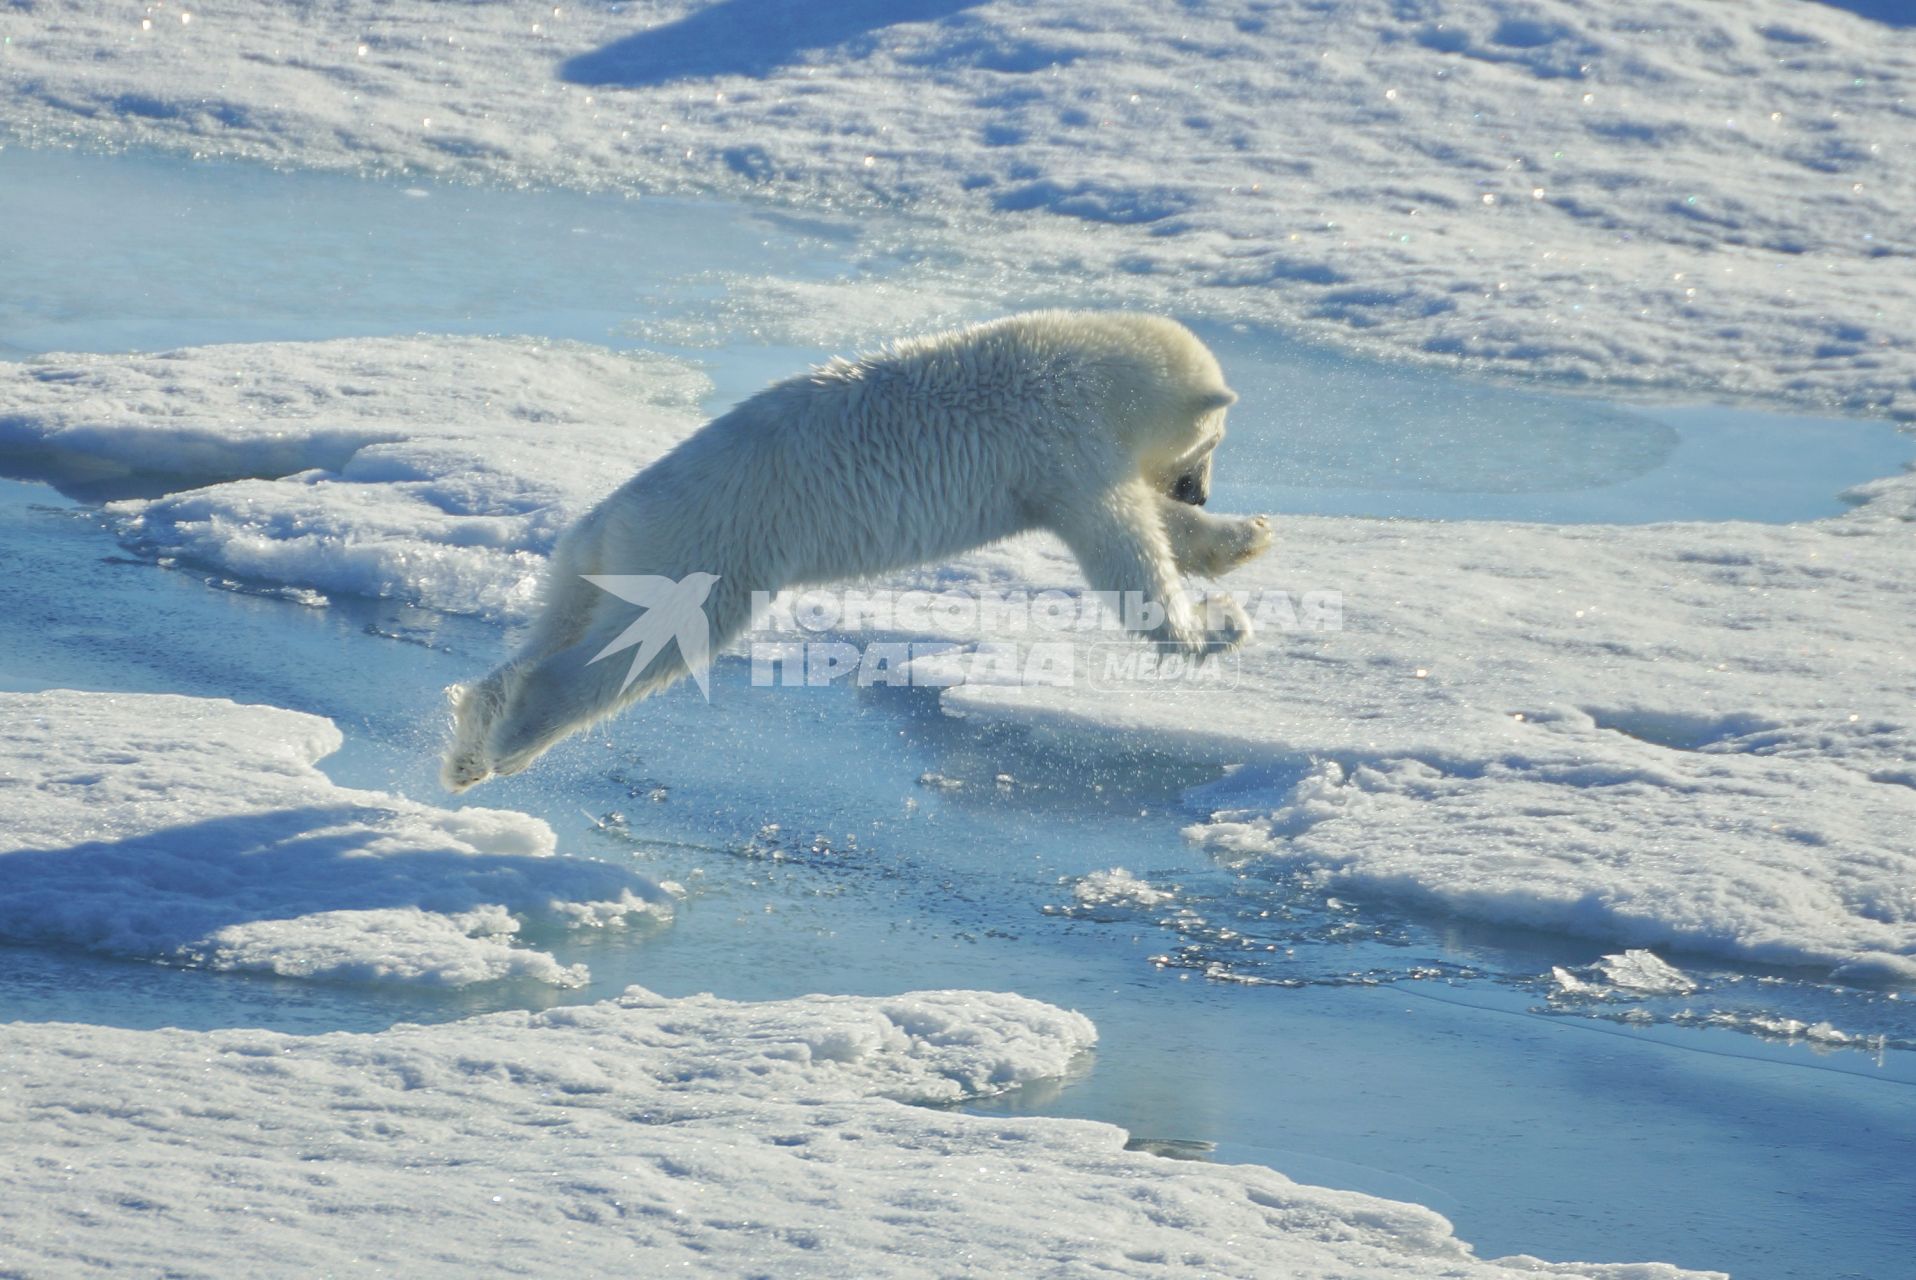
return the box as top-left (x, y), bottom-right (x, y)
top-left (942, 481), bottom-right (1916, 983)
top-left (1552, 950), bottom-right (1697, 997)
top-left (0, 336), bottom-right (706, 617)
top-left (1069, 867), bottom-right (1179, 913)
top-left (0, 690), bottom-right (673, 985)
top-left (0, 985), bottom-right (1718, 1279)
top-left (1, 0), bottom-right (1910, 417)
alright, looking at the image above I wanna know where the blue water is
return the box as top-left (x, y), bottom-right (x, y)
top-left (4, 146), bottom-right (1909, 523)
top-left (2, 147), bottom-right (1914, 1280)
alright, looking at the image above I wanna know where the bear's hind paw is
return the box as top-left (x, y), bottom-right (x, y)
top-left (440, 748), bottom-right (492, 793)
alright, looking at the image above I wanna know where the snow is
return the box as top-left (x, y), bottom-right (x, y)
top-left (948, 483), bottom-right (1916, 984)
top-left (0, 689), bottom-right (674, 985)
top-left (2, 0), bottom-right (1912, 417)
top-left (0, 336), bottom-right (707, 618)
top-left (0, 985), bottom-right (1718, 1279)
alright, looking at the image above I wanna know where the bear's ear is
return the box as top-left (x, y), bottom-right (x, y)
top-left (1191, 389), bottom-right (1237, 412)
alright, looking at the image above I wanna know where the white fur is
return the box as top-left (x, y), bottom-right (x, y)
top-left (443, 311), bottom-right (1273, 790)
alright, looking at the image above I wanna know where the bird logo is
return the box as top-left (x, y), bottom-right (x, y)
top-left (582, 573), bottom-right (721, 700)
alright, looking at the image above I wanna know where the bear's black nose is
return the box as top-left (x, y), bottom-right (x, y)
top-left (1172, 473), bottom-right (1207, 506)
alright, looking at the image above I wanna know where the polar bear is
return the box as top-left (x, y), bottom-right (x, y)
top-left (443, 311), bottom-right (1272, 790)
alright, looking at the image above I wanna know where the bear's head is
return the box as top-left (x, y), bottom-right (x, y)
top-left (1161, 388), bottom-right (1235, 506)
top-left (1070, 314), bottom-right (1238, 506)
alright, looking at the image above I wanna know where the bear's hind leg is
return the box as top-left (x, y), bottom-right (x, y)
top-left (480, 637), bottom-right (630, 780)
top-left (441, 560), bottom-right (607, 791)
top-left (482, 578), bottom-right (757, 779)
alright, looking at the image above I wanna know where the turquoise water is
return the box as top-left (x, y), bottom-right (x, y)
top-left (2, 147), bottom-right (1914, 1279)
top-left (4, 145), bottom-right (1909, 523)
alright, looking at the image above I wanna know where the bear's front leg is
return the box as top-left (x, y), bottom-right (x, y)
top-left (1158, 496), bottom-right (1273, 579)
top-left (1058, 480), bottom-right (1250, 655)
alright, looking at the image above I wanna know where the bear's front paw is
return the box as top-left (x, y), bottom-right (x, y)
top-left (1222, 514), bottom-right (1274, 572)
top-left (1169, 592), bottom-right (1252, 657)
top-left (1203, 591), bottom-right (1253, 653)
top-left (1189, 514), bottom-right (1274, 578)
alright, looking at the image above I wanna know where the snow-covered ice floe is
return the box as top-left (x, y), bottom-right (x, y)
top-left (0, 337), bottom-right (707, 618)
top-left (0, 985), bottom-right (1717, 1279)
top-left (2, 0), bottom-right (1911, 419)
top-left (0, 689), bottom-right (674, 985)
top-left (950, 478), bottom-right (1916, 985)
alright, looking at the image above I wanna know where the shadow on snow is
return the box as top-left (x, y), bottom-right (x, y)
top-left (560, 0), bottom-right (984, 86)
